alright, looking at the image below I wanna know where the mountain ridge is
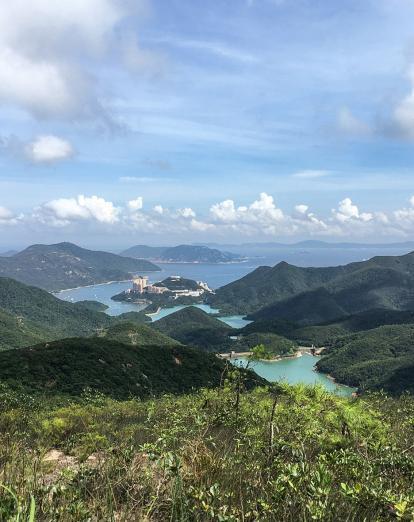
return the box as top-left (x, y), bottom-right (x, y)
top-left (0, 242), bottom-right (160, 291)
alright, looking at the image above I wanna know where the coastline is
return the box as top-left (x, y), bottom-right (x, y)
top-left (54, 278), bottom-right (135, 295)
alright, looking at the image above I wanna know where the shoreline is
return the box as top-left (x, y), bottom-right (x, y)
top-left (54, 278), bottom-right (134, 295)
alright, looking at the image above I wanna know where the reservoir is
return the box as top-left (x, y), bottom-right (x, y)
top-left (233, 354), bottom-right (355, 396)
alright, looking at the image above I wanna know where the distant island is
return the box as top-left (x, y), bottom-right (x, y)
top-left (112, 275), bottom-right (214, 313)
top-left (0, 242), bottom-right (160, 292)
top-left (121, 244), bottom-right (245, 263)
top-left (202, 240), bottom-right (414, 250)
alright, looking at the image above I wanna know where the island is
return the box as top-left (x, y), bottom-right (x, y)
top-left (121, 244), bottom-right (245, 263)
top-left (111, 275), bottom-right (214, 313)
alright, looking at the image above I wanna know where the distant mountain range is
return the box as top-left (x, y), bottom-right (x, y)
top-left (201, 240), bottom-right (414, 249)
top-left (0, 242), bottom-right (160, 291)
top-left (121, 244), bottom-right (244, 263)
top-left (208, 251), bottom-right (414, 319)
top-left (0, 249), bottom-right (18, 257)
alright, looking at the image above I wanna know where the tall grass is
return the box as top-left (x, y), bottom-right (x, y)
top-left (0, 381), bottom-right (413, 520)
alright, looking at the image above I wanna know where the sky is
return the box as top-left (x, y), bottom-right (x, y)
top-left (1, 0), bottom-right (414, 249)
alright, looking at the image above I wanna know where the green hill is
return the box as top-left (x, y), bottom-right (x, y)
top-left (0, 277), bottom-right (112, 348)
top-left (98, 322), bottom-right (181, 347)
top-left (0, 308), bottom-right (54, 351)
top-left (209, 251), bottom-right (414, 317)
top-left (0, 242), bottom-right (160, 291)
top-left (316, 324), bottom-right (414, 393)
top-left (152, 306), bottom-right (233, 351)
top-left (121, 244), bottom-right (242, 263)
top-left (0, 337), bottom-right (264, 399)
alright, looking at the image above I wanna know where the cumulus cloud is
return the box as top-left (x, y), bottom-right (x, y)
top-left (0, 206), bottom-right (19, 225)
top-left (128, 197), bottom-right (144, 211)
top-left (332, 198), bottom-right (373, 223)
top-left (0, 0), bottom-right (152, 122)
top-left (11, 192), bottom-right (414, 240)
top-left (178, 207), bottom-right (196, 218)
top-left (211, 192), bottom-right (283, 225)
top-left (153, 205), bottom-right (164, 214)
top-left (25, 135), bottom-right (74, 164)
top-left (39, 195), bottom-right (119, 225)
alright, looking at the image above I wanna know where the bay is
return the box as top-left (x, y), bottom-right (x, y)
top-left (233, 354), bottom-right (355, 396)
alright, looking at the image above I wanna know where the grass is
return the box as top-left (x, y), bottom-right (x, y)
top-left (0, 378), bottom-right (413, 521)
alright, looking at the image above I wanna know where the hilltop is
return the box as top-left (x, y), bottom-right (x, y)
top-left (0, 337), bottom-right (264, 399)
top-left (121, 244), bottom-right (243, 263)
top-left (0, 242), bottom-right (160, 291)
top-left (97, 321), bottom-right (181, 347)
top-left (209, 251), bottom-right (414, 317)
top-left (152, 306), bottom-right (234, 351)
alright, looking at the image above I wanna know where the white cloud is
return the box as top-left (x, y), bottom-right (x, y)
top-left (210, 192), bottom-right (284, 225)
top-left (128, 197), bottom-right (144, 211)
top-left (40, 195), bottom-right (119, 225)
top-left (26, 135), bottom-right (74, 164)
top-left (0, 206), bottom-right (19, 225)
top-left (332, 198), bottom-right (373, 223)
top-left (292, 170), bottom-right (330, 179)
top-left (178, 207), bottom-right (196, 218)
top-left (153, 205), bottom-right (164, 214)
top-left (295, 204), bottom-right (309, 214)
top-left (0, 0), bottom-right (151, 121)
top-left (13, 192), bottom-right (414, 240)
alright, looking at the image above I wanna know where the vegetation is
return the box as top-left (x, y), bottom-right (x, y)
top-left (152, 306), bottom-right (234, 352)
top-left (209, 251), bottom-right (414, 318)
top-left (233, 332), bottom-right (297, 357)
top-left (97, 321), bottom-right (181, 347)
top-left (0, 277), bottom-right (113, 350)
top-left (0, 242), bottom-right (160, 291)
top-left (0, 337), bottom-right (266, 399)
top-left (0, 382), bottom-right (412, 520)
top-left (121, 244), bottom-right (242, 263)
top-left (75, 300), bottom-right (109, 313)
top-left (316, 324), bottom-right (414, 394)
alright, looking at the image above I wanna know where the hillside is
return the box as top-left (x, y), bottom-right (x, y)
top-left (316, 324), bottom-right (414, 393)
top-left (0, 242), bottom-right (160, 291)
top-left (121, 244), bottom-right (242, 263)
top-left (0, 337), bottom-right (264, 399)
top-left (211, 251), bottom-right (414, 324)
top-left (0, 308), bottom-right (54, 351)
top-left (152, 306), bottom-right (234, 351)
top-left (209, 251), bottom-right (414, 316)
top-left (0, 384), bottom-right (412, 520)
top-left (98, 321), bottom-right (181, 347)
top-left (0, 277), bottom-right (114, 350)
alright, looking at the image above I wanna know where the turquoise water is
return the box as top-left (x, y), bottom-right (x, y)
top-left (234, 354), bottom-right (355, 396)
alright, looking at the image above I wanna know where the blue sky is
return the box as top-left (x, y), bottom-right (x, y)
top-left (1, 0), bottom-right (414, 248)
